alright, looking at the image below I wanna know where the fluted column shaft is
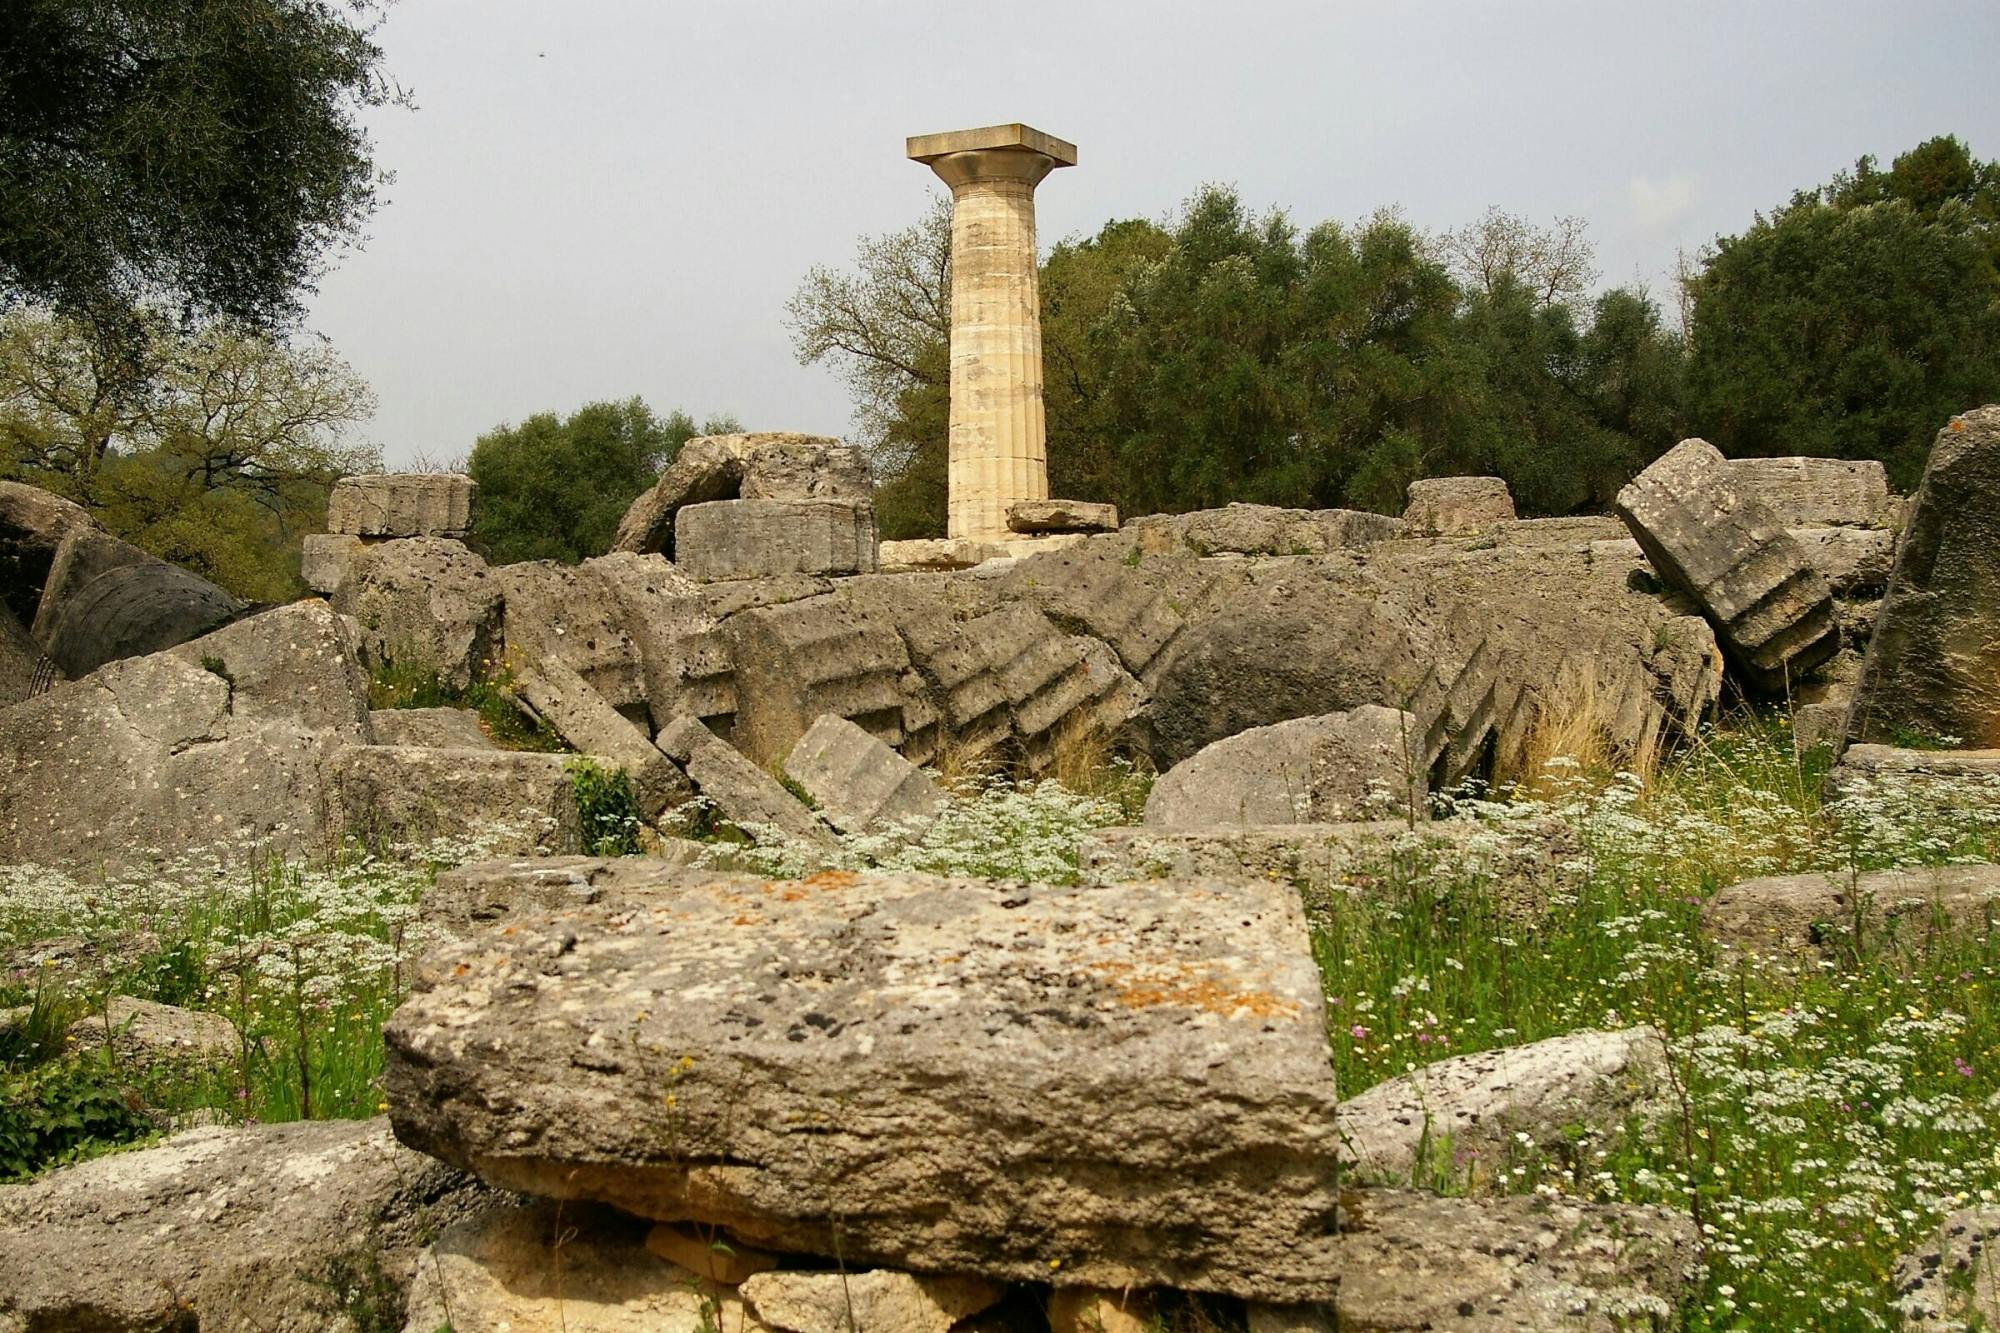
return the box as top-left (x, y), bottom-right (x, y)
top-left (928, 149), bottom-right (1056, 540)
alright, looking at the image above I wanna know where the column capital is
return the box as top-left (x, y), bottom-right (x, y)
top-left (907, 123), bottom-right (1077, 167)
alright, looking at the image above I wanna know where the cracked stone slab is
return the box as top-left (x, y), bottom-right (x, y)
top-left (385, 864), bottom-right (1343, 1302)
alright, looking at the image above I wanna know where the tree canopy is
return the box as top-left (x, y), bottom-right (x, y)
top-left (1686, 135), bottom-right (2000, 488)
top-left (467, 400), bottom-right (742, 566)
top-left (0, 0), bottom-right (399, 332)
top-left (0, 307), bottom-right (378, 599)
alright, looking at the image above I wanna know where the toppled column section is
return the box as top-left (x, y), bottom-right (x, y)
top-left (1848, 406), bottom-right (2000, 748)
top-left (783, 712), bottom-right (943, 834)
top-left (385, 863), bottom-right (1343, 1302)
top-left (614, 433), bottom-right (873, 558)
top-left (326, 474), bottom-right (477, 538)
top-left (1614, 438), bottom-right (1839, 692)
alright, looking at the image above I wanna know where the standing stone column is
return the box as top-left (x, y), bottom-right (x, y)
top-left (908, 124), bottom-right (1076, 541)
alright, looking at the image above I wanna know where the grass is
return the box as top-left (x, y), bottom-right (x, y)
top-left (6, 709), bottom-right (2000, 1329)
top-left (1317, 711), bottom-right (2000, 1330)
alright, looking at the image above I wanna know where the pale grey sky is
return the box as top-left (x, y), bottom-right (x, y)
top-left (306, 0), bottom-right (2000, 467)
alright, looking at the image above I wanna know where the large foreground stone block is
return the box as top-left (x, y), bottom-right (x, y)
top-left (385, 865), bottom-right (1343, 1302)
top-left (1144, 708), bottom-right (1421, 827)
top-left (0, 1119), bottom-right (482, 1332)
top-left (1848, 406), bottom-right (2000, 748)
top-left (675, 498), bottom-right (878, 582)
top-left (326, 472), bottom-right (476, 537)
top-left (1614, 438), bottom-right (1839, 692)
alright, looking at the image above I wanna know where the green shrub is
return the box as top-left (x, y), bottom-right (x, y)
top-left (0, 1054), bottom-right (153, 1180)
top-left (568, 759), bottom-right (642, 856)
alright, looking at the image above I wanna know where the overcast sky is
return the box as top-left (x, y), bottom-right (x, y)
top-left (307, 0), bottom-right (2000, 468)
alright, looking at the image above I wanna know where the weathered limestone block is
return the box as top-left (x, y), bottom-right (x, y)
top-left (0, 478), bottom-right (99, 623)
top-left (385, 867), bottom-right (1344, 1302)
top-left (326, 472), bottom-right (476, 537)
top-left (656, 714), bottom-right (831, 845)
top-left (877, 536), bottom-right (1012, 571)
top-left (1008, 498), bottom-right (1119, 533)
top-left (322, 744), bottom-right (582, 854)
top-left (367, 706), bottom-right (493, 749)
top-left (741, 1269), bottom-right (1003, 1333)
top-left (1125, 503), bottom-right (1400, 557)
top-left (1726, 455), bottom-right (1893, 528)
top-left (0, 995), bottom-right (238, 1067)
top-left (1145, 709), bottom-right (1420, 828)
top-left (1823, 742), bottom-right (2000, 803)
top-left (515, 659), bottom-right (691, 818)
top-left (334, 536), bottom-right (501, 690)
top-left (1401, 476), bottom-right (1516, 536)
top-left (0, 601), bottom-right (369, 867)
top-left (0, 1119), bottom-right (482, 1333)
top-left (299, 531), bottom-right (363, 595)
top-left (1048, 1288), bottom-right (1154, 1333)
top-left (30, 525), bottom-right (245, 678)
top-left (1614, 438), bottom-right (1839, 692)
top-left (400, 1200), bottom-right (769, 1333)
top-left (675, 498), bottom-right (878, 582)
top-left (1328, 1190), bottom-right (1695, 1330)
top-left (645, 1222), bottom-right (779, 1285)
top-left (1787, 525), bottom-right (1896, 597)
top-left (1337, 1028), bottom-right (1669, 1189)
top-left (1896, 1206), bottom-right (2000, 1329)
top-left (1849, 406), bottom-right (2000, 748)
top-left (783, 712), bottom-right (942, 834)
top-left (614, 433), bottom-right (872, 557)
top-left (1703, 864), bottom-right (2000, 958)
top-left (494, 552), bottom-right (706, 717)
top-left (984, 544), bottom-right (1190, 680)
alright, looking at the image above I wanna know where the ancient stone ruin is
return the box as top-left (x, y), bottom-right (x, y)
top-left (4, 125), bottom-right (1999, 1333)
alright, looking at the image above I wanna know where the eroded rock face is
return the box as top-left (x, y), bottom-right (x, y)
top-left (656, 714), bottom-right (830, 844)
top-left (31, 525), bottom-right (246, 678)
top-left (333, 536), bottom-right (502, 690)
top-left (385, 864), bottom-right (1344, 1302)
top-left (0, 601), bottom-right (369, 867)
top-left (1330, 1189), bottom-right (1695, 1330)
top-left (1401, 476), bottom-right (1516, 537)
top-left (1614, 438), bottom-right (1839, 693)
top-left (1337, 1028), bottom-right (1670, 1189)
top-left (0, 1118), bottom-right (484, 1333)
top-left (741, 1269), bottom-right (1004, 1333)
top-left (322, 744), bottom-right (582, 854)
top-left (367, 706), bottom-right (493, 749)
top-left (0, 602), bottom-right (44, 706)
top-left (399, 1199), bottom-right (770, 1333)
top-left (1725, 456), bottom-right (1893, 529)
top-left (1849, 406), bottom-right (2000, 749)
top-left (1123, 503), bottom-right (1399, 558)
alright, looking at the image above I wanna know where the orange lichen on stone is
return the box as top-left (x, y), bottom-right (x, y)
top-left (1087, 959), bottom-right (1297, 1020)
